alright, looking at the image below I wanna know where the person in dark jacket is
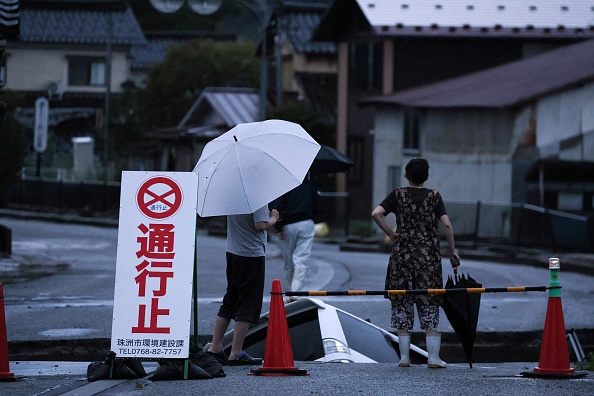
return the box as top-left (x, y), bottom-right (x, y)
top-left (270, 175), bottom-right (321, 295)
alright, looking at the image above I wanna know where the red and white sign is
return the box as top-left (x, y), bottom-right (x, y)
top-left (111, 172), bottom-right (198, 359)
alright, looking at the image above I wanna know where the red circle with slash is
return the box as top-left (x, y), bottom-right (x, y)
top-left (136, 176), bottom-right (183, 220)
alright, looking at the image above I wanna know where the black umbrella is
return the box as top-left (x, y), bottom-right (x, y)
top-left (309, 145), bottom-right (354, 176)
top-left (442, 270), bottom-right (482, 368)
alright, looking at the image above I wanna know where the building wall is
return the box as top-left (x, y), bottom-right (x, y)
top-left (371, 82), bottom-right (594, 236)
top-left (372, 107), bottom-right (515, 210)
top-left (282, 40), bottom-right (337, 95)
top-left (371, 105), bottom-right (402, 208)
top-left (536, 82), bottom-right (594, 161)
top-left (5, 44), bottom-right (130, 94)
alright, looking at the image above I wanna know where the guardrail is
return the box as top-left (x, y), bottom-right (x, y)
top-left (6, 177), bottom-right (594, 252)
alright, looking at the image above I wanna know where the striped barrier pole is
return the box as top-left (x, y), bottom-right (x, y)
top-left (282, 285), bottom-right (560, 297)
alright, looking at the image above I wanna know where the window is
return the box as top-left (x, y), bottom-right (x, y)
top-left (403, 108), bottom-right (420, 153)
top-left (348, 42), bottom-right (383, 91)
top-left (68, 57), bottom-right (106, 86)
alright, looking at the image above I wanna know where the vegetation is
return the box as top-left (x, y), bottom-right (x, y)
top-left (268, 101), bottom-right (335, 147)
top-left (137, 39), bottom-right (259, 130)
top-left (576, 351), bottom-right (594, 371)
top-left (0, 92), bottom-right (27, 206)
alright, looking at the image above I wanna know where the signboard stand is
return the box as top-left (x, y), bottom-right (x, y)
top-left (192, 243), bottom-right (199, 349)
top-left (111, 172), bottom-right (199, 361)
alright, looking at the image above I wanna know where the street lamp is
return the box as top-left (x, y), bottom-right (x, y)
top-left (150, 0), bottom-right (269, 120)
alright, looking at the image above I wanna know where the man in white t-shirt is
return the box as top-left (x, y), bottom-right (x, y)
top-left (205, 205), bottom-right (279, 365)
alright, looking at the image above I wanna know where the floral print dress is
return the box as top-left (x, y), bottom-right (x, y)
top-left (382, 187), bottom-right (445, 308)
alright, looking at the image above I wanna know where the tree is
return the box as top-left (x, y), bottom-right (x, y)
top-left (0, 94), bottom-right (27, 206)
top-left (268, 100), bottom-right (335, 146)
top-left (137, 39), bottom-right (259, 129)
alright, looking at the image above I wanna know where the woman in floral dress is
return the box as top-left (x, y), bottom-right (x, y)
top-left (372, 158), bottom-right (460, 368)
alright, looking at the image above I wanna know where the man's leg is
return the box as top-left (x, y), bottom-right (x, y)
top-left (228, 320), bottom-right (251, 360)
top-left (207, 315), bottom-right (231, 353)
top-left (281, 225), bottom-right (298, 284)
top-left (290, 220), bottom-right (314, 291)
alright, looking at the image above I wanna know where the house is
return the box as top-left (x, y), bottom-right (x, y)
top-left (4, 0), bottom-right (145, 171)
top-left (144, 87), bottom-right (261, 173)
top-left (267, 0), bottom-right (337, 120)
top-left (0, 0), bottom-right (19, 90)
top-left (360, 39), bottom-right (594, 238)
top-left (313, 0), bottom-right (594, 223)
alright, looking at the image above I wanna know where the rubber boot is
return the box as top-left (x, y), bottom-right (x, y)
top-left (426, 334), bottom-right (446, 368)
top-left (398, 335), bottom-right (411, 367)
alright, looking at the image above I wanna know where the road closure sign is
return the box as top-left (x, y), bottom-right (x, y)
top-left (111, 171), bottom-right (198, 359)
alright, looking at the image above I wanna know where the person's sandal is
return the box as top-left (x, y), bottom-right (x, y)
top-left (203, 343), bottom-right (229, 365)
top-left (227, 351), bottom-right (263, 366)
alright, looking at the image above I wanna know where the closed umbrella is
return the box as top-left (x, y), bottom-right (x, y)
top-left (193, 119), bottom-right (320, 217)
top-left (442, 269), bottom-right (482, 368)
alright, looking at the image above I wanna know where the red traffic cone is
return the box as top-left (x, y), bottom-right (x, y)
top-left (533, 297), bottom-right (575, 375)
top-left (250, 279), bottom-right (308, 376)
top-left (0, 283), bottom-right (18, 382)
top-left (521, 259), bottom-right (586, 379)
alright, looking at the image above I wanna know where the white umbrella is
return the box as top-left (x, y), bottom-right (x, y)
top-left (193, 119), bottom-right (320, 217)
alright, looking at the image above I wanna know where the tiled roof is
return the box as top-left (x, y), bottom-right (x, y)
top-left (317, 0), bottom-right (594, 39)
top-left (179, 87), bottom-right (260, 128)
top-left (18, 1), bottom-right (145, 45)
top-left (282, 10), bottom-right (336, 54)
top-left (146, 124), bottom-right (227, 141)
top-left (130, 39), bottom-right (170, 70)
top-left (359, 39), bottom-right (594, 109)
top-left (0, 0), bottom-right (19, 37)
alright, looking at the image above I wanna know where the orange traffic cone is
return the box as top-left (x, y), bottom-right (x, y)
top-left (250, 279), bottom-right (308, 376)
top-left (0, 283), bottom-right (19, 382)
top-left (522, 259), bottom-right (586, 379)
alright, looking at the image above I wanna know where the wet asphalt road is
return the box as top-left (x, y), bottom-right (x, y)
top-left (0, 214), bottom-right (592, 395)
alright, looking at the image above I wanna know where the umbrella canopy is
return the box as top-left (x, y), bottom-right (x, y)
top-left (442, 270), bottom-right (482, 368)
top-left (309, 145), bottom-right (354, 176)
top-left (193, 119), bottom-right (320, 217)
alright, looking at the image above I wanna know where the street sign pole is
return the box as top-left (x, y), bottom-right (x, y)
top-left (34, 97), bottom-right (49, 177)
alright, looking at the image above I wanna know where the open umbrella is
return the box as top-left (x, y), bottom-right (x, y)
top-left (309, 145), bottom-right (354, 176)
top-left (442, 269), bottom-right (482, 368)
top-left (192, 119), bottom-right (320, 217)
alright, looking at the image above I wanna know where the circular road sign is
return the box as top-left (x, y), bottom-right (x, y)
top-left (136, 176), bottom-right (183, 220)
